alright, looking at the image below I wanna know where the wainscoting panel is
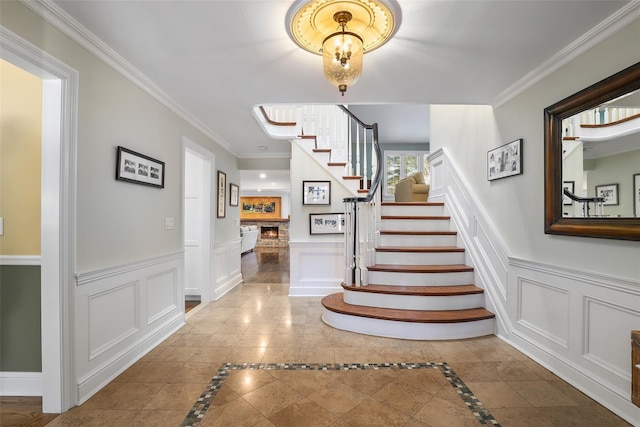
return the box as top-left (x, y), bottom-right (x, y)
top-left (517, 277), bottom-right (569, 347)
top-left (428, 148), bottom-right (640, 423)
top-left (289, 241), bottom-right (344, 296)
top-left (213, 238), bottom-right (242, 300)
top-left (74, 251), bottom-right (184, 404)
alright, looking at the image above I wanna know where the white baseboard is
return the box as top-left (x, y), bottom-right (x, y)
top-left (0, 372), bottom-right (42, 396)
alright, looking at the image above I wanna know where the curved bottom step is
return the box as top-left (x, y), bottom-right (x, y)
top-left (322, 309), bottom-right (495, 340)
top-left (321, 293), bottom-right (495, 340)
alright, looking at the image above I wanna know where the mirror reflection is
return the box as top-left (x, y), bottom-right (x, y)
top-left (561, 89), bottom-right (640, 218)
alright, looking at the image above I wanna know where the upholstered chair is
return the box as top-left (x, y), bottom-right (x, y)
top-left (394, 172), bottom-right (430, 202)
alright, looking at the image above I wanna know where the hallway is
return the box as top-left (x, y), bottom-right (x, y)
top-left (5, 247), bottom-right (631, 426)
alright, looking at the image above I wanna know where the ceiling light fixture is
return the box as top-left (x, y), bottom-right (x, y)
top-left (286, 0), bottom-right (400, 96)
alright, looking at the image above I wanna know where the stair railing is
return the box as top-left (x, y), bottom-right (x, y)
top-left (340, 109), bottom-right (382, 288)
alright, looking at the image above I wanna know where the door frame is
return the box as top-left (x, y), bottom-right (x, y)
top-left (1, 27), bottom-right (77, 412)
top-left (181, 137), bottom-right (215, 303)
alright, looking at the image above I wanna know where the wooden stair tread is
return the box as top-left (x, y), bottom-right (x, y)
top-left (382, 202), bottom-right (444, 206)
top-left (381, 215), bottom-right (450, 220)
top-left (381, 230), bottom-right (457, 236)
top-left (357, 189), bottom-right (369, 193)
top-left (342, 283), bottom-right (483, 296)
top-left (369, 264), bottom-right (473, 273)
top-left (343, 175), bottom-right (362, 180)
top-left (328, 162), bottom-right (346, 166)
top-left (322, 293), bottom-right (494, 323)
top-left (298, 135), bottom-right (316, 139)
top-left (376, 246), bottom-right (464, 253)
top-left (313, 148), bottom-right (331, 153)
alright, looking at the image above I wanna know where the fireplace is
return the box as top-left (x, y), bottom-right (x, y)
top-left (261, 226), bottom-right (279, 239)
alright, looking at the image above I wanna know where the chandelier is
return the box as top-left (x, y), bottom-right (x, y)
top-left (287, 0), bottom-right (400, 96)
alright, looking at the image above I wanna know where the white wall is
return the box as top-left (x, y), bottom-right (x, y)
top-left (431, 19), bottom-right (640, 282)
top-left (588, 148), bottom-right (640, 217)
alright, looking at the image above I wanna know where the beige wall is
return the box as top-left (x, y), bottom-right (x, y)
top-left (0, 59), bottom-right (41, 255)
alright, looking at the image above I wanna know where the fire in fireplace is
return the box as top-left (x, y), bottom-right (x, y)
top-left (261, 226), bottom-right (279, 239)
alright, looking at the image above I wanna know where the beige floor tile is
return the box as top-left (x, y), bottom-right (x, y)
top-left (242, 381), bottom-right (304, 417)
top-left (413, 395), bottom-right (480, 427)
top-left (508, 380), bottom-right (579, 407)
top-left (203, 333), bottom-right (243, 347)
top-left (167, 362), bottom-right (219, 383)
top-left (80, 382), bottom-right (165, 410)
top-left (130, 409), bottom-right (189, 426)
top-left (209, 384), bottom-right (240, 407)
top-left (448, 361), bottom-right (502, 382)
top-left (200, 397), bottom-right (267, 427)
top-left (44, 409), bottom-right (137, 426)
top-left (117, 360), bottom-right (185, 383)
top-left (392, 368), bottom-right (449, 395)
top-left (187, 346), bottom-right (231, 364)
top-left (143, 382), bottom-right (209, 411)
top-left (332, 370), bottom-right (394, 395)
top-left (223, 370), bottom-right (277, 395)
top-left (495, 361), bottom-right (547, 382)
top-left (268, 397), bottom-right (337, 427)
top-left (269, 369), bottom-right (335, 396)
top-left (341, 397), bottom-right (412, 426)
top-left (169, 333), bottom-right (214, 347)
top-left (372, 379), bottom-right (436, 416)
top-left (307, 381), bottom-right (368, 416)
top-left (153, 346), bottom-right (199, 362)
top-left (489, 407), bottom-right (555, 427)
top-left (225, 345), bottom-right (268, 363)
top-left (464, 381), bottom-right (532, 409)
top-left (540, 405), bottom-right (632, 426)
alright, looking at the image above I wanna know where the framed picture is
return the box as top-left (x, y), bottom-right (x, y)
top-left (595, 183), bottom-right (619, 206)
top-left (229, 183), bottom-right (239, 207)
top-left (487, 139), bottom-right (523, 181)
top-left (310, 213), bottom-right (345, 235)
top-left (217, 170), bottom-right (226, 217)
top-left (563, 181), bottom-right (575, 205)
top-left (240, 196), bottom-right (281, 219)
top-left (634, 174), bottom-right (640, 217)
top-left (303, 180), bottom-right (331, 205)
top-left (115, 146), bottom-right (165, 188)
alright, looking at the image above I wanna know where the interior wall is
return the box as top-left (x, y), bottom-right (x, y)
top-left (0, 2), bottom-right (240, 273)
top-left (588, 148), bottom-right (640, 217)
top-left (431, 17), bottom-right (640, 281)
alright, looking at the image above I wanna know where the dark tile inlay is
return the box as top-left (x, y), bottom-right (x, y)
top-left (181, 362), bottom-right (500, 426)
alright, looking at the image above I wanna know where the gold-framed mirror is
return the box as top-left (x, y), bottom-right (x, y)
top-left (544, 61), bottom-right (640, 241)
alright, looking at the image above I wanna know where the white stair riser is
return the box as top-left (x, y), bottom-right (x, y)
top-left (322, 309), bottom-right (494, 340)
top-left (344, 290), bottom-right (484, 311)
top-left (368, 270), bottom-right (473, 286)
top-left (379, 234), bottom-right (457, 247)
top-left (375, 251), bottom-right (465, 265)
top-left (381, 219), bottom-right (450, 232)
top-left (381, 205), bottom-right (444, 216)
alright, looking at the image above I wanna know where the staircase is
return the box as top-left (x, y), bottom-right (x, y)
top-left (321, 201), bottom-right (495, 340)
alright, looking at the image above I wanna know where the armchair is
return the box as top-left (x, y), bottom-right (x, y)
top-left (394, 172), bottom-right (429, 202)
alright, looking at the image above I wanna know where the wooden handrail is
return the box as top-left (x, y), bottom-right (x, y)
top-left (580, 112), bottom-right (640, 128)
top-left (258, 106), bottom-right (297, 126)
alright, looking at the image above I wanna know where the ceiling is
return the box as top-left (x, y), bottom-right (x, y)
top-left (46, 0), bottom-right (633, 190)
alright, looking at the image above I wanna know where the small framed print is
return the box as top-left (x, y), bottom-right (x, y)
top-left (115, 146), bottom-right (165, 188)
top-left (633, 174), bottom-right (640, 217)
top-left (303, 180), bottom-right (331, 205)
top-left (217, 170), bottom-right (226, 217)
top-left (310, 213), bottom-right (345, 234)
top-left (563, 181), bottom-right (575, 205)
top-left (230, 183), bottom-right (239, 207)
top-left (487, 139), bottom-right (523, 181)
top-left (595, 183), bottom-right (619, 206)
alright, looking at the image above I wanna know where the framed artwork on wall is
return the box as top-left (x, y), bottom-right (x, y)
top-left (115, 146), bottom-right (165, 188)
top-left (563, 181), bottom-right (575, 205)
top-left (217, 170), bottom-right (226, 217)
top-left (310, 213), bottom-right (345, 235)
top-left (303, 180), bottom-right (331, 205)
top-left (634, 174), bottom-right (640, 217)
top-left (240, 196), bottom-right (281, 219)
top-left (595, 183), bottom-right (619, 206)
top-left (230, 183), bottom-right (239, 207)
top-left (487, 139), bottom-right (523, 181)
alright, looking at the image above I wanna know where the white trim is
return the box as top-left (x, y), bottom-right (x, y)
top-left (0, 256), bottom-right (41, 266)
top-left (213, 239), bottom-right (242, 300)
top-left (21, 0), bottom-right (238, 157)
top-left (0, 372), bottom-right (42, 396)
top-left (76, 251), bottom-right (183, 285)
top-left (289, 241), bottom-right (344, 297)
top-left (493, 1), bottom-right (640, 107)
top-left (1, 25), bottom-right (78, 413)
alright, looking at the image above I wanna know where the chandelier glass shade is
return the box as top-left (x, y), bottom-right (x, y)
top-left (286, 0), bottom-right (399, 95)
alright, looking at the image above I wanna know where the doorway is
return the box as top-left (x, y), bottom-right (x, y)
top-left (182, 138), bottom-right (214, 304)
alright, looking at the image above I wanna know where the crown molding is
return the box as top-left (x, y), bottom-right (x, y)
top-left (20, 0), bottom-right (238, 157)
top-left (493, 1), bottom-right (640, 108)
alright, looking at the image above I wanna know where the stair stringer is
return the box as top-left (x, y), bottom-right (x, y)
top-left (291, 137), bottom-right (361, 196)
top-left (428, 148), bottom-right (513, 339)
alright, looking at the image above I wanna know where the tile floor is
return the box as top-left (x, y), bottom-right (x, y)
top-left (13, 248), bottom-right (634, 426)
